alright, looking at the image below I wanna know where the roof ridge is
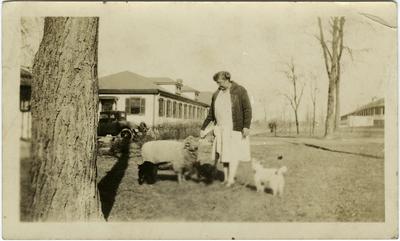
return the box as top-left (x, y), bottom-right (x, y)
top-left (99, 70), bottom-right (148, 80)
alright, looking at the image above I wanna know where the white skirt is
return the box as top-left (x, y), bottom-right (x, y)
top-left (212, 126), bottom-right (251, 164)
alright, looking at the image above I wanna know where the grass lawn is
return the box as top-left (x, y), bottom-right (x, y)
top-left (20, 134), bottom-right (384, 222)
top-left (100, 135), bottom-right (384, 222)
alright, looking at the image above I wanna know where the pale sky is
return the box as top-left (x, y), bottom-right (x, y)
top-left (97, 2), bottom-right (396, 121)
top-left (22, 2), bottom-right (397, 121)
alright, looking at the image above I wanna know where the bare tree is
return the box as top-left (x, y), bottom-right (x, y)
top-left (309, 73), bottom-right (319, 136)
top-left (317, 17), bottom-right (345, 137)
top-left (282, 59), bottom-right (305, 135)
top-left (305, 104), bottom-right (311, 136)
top-left (30, 17), bottom-right (102, 221)
top-left (256, 96), bottom-right (268, 123)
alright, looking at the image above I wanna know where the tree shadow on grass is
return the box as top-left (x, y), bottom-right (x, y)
top-left (98, 139), bottom-right (131, 220)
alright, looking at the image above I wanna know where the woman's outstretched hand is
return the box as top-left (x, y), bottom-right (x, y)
top-left (242, 128), bottom-right (250, 138)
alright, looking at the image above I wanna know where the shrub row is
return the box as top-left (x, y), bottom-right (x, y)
top-left (150, 122), bottom-right (202, 140)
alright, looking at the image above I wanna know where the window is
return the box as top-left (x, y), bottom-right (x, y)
top-left (159, 98), bottom-right (165, 117)
top-left (126, 97), bottom-right (145, 115)
top-left (173, 101), bottom-right (177, 118)
top-left (166, 100), bottom-right (172, 117)
top-left (20, 85), bottom-right (31, 112)
top-left (20, 100), bottom-right (30, 112)
top-left (101, 99), bottom-right (114, 112)
top-left (184, 104), bottom-right (187, 119)
top-left (179, 103), bottom-right (183, 118)
top-left (192, 106), bottom-right (195, 119)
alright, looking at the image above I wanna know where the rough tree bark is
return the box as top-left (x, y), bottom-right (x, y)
top-left (283, 59), bottom-right (305, 135)
top-left (30, 17), bottom-right (102, 221)
top-left (318, 17), bottom-right (345, 137)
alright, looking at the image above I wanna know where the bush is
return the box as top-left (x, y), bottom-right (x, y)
top-left (134, 122), bottom-right (202, 149)
top-left (150, 122), bottom-right (201, 140)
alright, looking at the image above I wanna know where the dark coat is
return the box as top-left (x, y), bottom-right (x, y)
top-left (201, 81), bottom-right (252, 132)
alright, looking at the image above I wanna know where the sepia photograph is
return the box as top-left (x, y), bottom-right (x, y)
top-left (3, 1), bottom-right (398, 239)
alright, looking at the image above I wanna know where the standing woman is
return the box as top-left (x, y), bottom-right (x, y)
top-left (200, 71), bottom-right (252, 187)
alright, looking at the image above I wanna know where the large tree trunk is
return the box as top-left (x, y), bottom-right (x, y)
top-left (30, 17), bottom-right (102, 221)
top-left (325, 77), bottom-right (336, 137)
top-left (326, 18), bottom-right (339, 136)
top-left (335, 77), bottom-right (341, 130)
top-left (334, 18), bottom-right (345, 130)
top-left (319, 17), bottom-right (345, 137)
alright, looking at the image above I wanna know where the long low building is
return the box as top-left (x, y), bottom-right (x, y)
top-left (19, 69), bottom-right (211, 139)
top-left (98, 71), bottom-right (210, 127)
top-left (340, 98), bottom-right (384, 127)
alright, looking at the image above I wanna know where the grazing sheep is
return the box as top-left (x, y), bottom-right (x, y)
top-left (141, 136), bottom-right (199, 183)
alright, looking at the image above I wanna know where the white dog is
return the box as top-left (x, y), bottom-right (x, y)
top-left (251, 158), bottom-right (287, 196)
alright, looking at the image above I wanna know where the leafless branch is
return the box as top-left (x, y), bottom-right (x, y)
top-left (296, 82), bottom-right (306, 108)
top-left (318, 17), bottom-right (332, 77)
top-left (359, 12), bottom-right (397, 29)
top-left (338, 17), bottom-right (345, 60)
top-left (283, 93), bottom-right (295, 111)
top-left (343, 46), bottom-right (354, 61)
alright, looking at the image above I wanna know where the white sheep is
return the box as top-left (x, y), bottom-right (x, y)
top-left (140, 136), bottom-right (199, 183)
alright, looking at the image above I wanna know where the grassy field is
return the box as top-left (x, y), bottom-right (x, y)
top-left (20, 132), bottom-right (384, 222)
top-left (98, 133), bottom-right (384, 222)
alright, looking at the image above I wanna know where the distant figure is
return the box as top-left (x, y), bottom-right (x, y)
top-left (200, 71), bottom-right (252, 187)
top-left (269, 121), bottom-right (277, 136)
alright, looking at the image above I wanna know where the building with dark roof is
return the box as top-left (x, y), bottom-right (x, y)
top-left (19, 69), bottom-right (211, 139)
top-left (340, 98), bottom-right (384, 127)
top-left (99, 71), bottom-right (209, 127)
